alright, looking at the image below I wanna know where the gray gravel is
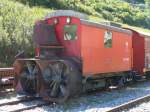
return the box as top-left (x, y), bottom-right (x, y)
top-left (0, 100), bottom-right (43, 112)
top-left (25, 81), bottom-right (150, 112)
top-left (126, 101), bottom-right (150, 112)
top-left (1, 81), bottom-right (150, 112)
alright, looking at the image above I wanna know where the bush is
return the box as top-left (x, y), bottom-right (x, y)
top-left (0, 0), bottom-right (149, 67)
top-left (13, 0), bottom-right (149, 28)
top-left (0, 0), bottom-right (51, 67)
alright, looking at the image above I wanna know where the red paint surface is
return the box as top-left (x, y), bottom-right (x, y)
top-left (144, 37), bottom-right (150, 69)
top-left (81, 24), bottom-right (132, 75)
top-left (39, 16), bottom-right (147, 76)
top-left (46, 17), bottom-right (81, 58)
top-left (131, 30), bottom-right (145, 74)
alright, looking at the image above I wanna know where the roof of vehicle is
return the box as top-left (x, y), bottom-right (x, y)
top-left (45, 10), bottom-right (132, 35)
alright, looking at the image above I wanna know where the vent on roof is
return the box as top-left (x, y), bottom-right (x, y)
top-left (100, 21), bottom-right (122, 28)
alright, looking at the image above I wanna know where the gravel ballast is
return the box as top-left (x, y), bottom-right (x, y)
top-left (127, 101), bottom-right (150, 112)
top-left (1, 81), bottom-right (150, 112)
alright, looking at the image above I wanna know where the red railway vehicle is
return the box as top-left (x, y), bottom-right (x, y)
top-left (141, 32), bottom-right (150, 76)
top-left (0, 68), bottom-right (15, 88)
top-left (13, 10), bottom-right (150, 103)
top-left (129, 29), bottom-right (145, 75)
top-left (81, 21), bottom-right (132, 75)
top-left (125, 29), bottom-right (150, 78)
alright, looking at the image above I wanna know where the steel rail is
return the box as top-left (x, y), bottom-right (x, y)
top-left (10, 102), bottom-right (51, 112)
top-left (106, 94), bottom-right (150, 112)
top-left (0, 96), bottom-right (41, 106)
top-left (0, 96), bottom-right (45, 112)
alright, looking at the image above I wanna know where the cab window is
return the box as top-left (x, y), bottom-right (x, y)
top-left (104, 31), bottom-right (112, 48)
top-left (64, 24), bottom-right (77, 40)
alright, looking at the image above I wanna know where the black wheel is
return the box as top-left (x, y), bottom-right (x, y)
top-left (42, 61), bottom-right (82, 103)
top-left (19, 61), bottom-right (40, 95)
top-left (111, 76), bottom-right (126, 87)
top-left (145, 72), bottom-right (150, 79)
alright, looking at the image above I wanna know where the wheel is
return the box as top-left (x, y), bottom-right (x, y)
top-left (111, 76), bottom-right (126, 87)
top-left (105, 78), bottom-right (111, 89)
top-left (42, 61), bottom-right (82, 103)
top-left (118, 76), bottom-right (126, 87)
top-left (145, 72), bottom-right (150, 79)
top-left (19, 61), bottom-right (41, 95)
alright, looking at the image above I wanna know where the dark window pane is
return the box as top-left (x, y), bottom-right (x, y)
top-left (33, 21), bottom-right (58, 45)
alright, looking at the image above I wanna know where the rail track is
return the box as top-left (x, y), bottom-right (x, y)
top-left (0, 95), bottom-right (51, 112)
top-left (0, 68), bottom-right (50, 112)
top-left (106, 94), bottom-right (150, 112)
top-left (0, 67), bottom-right (150, 112)
top-left (0, 84), bottom-right (149, 112)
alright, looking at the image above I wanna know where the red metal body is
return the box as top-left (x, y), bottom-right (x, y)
top-left (131, 30), bottom-right (145, 74)
top-left (13, 11), bottom-right (150, 103)
top-left (145, 37), bottom-right (150, 69)
top-left (34, 13), bottom-right (150, 77)
top-left (46, 17), bottom-right (82, 58)
top-left (35, 16), bottom-right (133, 76)
top-left (140, 33), bottom-right (150, 70)
top-left (80, 22), bottom-right (132, 75)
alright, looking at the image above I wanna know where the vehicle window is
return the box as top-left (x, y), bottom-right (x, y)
top-left (104, 31), bottom-right (112, 48)
top-left (33, 22), bottom-right (58, 45)
top-left (64, 24), bottom-right (77, 40)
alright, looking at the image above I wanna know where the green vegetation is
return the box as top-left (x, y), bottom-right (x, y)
top-left (13, 0), bottom-right (150, 28)
top-left (0, 0), bottom-right (150, 67)
top-left (0, 0), bottom-right (51, 66)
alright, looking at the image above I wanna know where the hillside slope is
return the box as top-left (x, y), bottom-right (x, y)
top-left (13, 0), bottom-right (150, 29)
top-left (0, 0), bottom-right (52, 66)
top-left (0, 0), bottom-right (150, 67)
